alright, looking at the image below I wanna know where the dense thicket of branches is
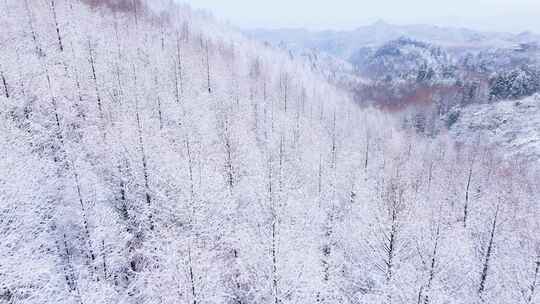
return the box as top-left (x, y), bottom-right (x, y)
top-left (0, 1), bottom-right (538, 304)
top-left (489, 67), bottom-right (540, 101)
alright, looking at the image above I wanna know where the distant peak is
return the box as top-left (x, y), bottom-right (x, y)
top-left (372, 19), bottom-right (390, 27)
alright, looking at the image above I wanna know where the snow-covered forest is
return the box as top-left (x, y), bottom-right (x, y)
top-left (0, 1), bottom-right (538, 304)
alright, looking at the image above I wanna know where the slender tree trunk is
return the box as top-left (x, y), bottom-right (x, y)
top-left (225, 134), bottom-right (235, 192)
top-left (182, 21), bottom-right (190, 42)
top-left (205, 39), bottom-right (211, 93)
top-left (154, 74), bottom-right (163, 130)
top-left (159, 22), bottom-right (165, 52)
top-left (24, 0), bottom-right (43, 56)
top-left (322, 223), bottom-right (332, 283)
top-left (175, 31), bottom-right (184, 96)
top-left (101, 240), bottom-right (108, 279)
top-left (220, 113), bottom-right (236, 194)
top-left (252, 86), bottom-right (260, 143)
top-left (62, 233), bottom-right (84, 304)
top-left (331, 111), bottom-right (337, 170)
top-left (137, 108), bottom-right (152, 229)
top-left (156, 96), bottom-right (163, 130)
top-left (185, 134), bottom-right (195, 205)
top-left (281, 73), bottom-right (288, 113)
top-left (113, 12), bottom-right (124, 101)
top-left (262, 78), bottom-right (268, 142)
top-left (478, 204), bottom-right (500, 296)
top-left (132, 0), bottom-right (138, 27)
top-left (1, 69), bottom-right (8, 99)
top-left (318, 155), bottom-right (323, 198)
top-left (423, 223), bottom-right (441, 304)
top-left (268, 151), bottom-right (279, 304)
top-left (384, 202), bottom-right (400, 304)
top-left (173, 59), bottom-right (181, 105)
top-left (386, 210), bottom-right (398, 284)
top-left (278, 135), bottom-right (284, 194)
top-left (463, 162), bottom-right (473, 227)
top-left (427, 160), bottom-right (434, 193)
top-left (188, 246), bottom-right (198, 304)
top-left (44, 65), bottom-right (62, 146)
top-left (72, 167), bottom-right (97, 266)
top-left (133, 65), bottom-right (153, 230)
top-left (349, 174), bottom-right (357, 204)
top-left (88, 40), bottom-right (103, 122)
top-left (527, 254), bottom-right (539, 303)
top-left (72, 64), bottom-right (83, 103)
top-left (50, 0), bottom-right (64, 52)
top-left (300, 86), bottom-right (306, 115)
top-left (271, 215), bottom-right (279, 304)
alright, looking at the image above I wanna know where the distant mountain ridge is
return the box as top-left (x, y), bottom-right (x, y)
top-left (246, 21), bottom-right (540, 60)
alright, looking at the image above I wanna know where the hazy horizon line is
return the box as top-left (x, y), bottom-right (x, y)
top-left (235, 19), bottom-right (540, 38)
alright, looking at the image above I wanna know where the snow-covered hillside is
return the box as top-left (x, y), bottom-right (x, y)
top-left (0, 1), bottom-right (538, 304)
top-left (450, 95), bottom-right (540, 164)
top-left (298, 48), bottom-right (370, 89)
top-left (358, 37), bottom-right (455, 82)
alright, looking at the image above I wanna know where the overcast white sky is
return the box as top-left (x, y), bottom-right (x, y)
top-left (179, 0), bottom-right (540, 33)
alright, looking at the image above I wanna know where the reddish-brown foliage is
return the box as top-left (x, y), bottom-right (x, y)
top-left (81, 0), bottom-right (143, 13)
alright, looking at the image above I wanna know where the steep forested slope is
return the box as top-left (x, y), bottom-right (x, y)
top-left (0, 1), bottom-right (538, 304)
top-left (449, 95), bottom-right (540, 164)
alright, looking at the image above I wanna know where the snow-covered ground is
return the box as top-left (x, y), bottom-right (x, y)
top-left (450, 94), bottom-right (540, 163)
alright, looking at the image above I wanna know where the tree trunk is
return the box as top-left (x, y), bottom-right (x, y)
top-left (101, 240), bottom-right (108, 279)
top-left (269, 153), bottom-right (280, 304)
top-left (154, 74), bottom-right (163, 130)
top-left (423, 223), bottom-right (440, 304)
top-left (527, 255), bottom-right (539, 303)
top-left (61, 233), bottom-right (84, 304)
top-left (281, 73), bottom-right (288, 113)
top-left (72, 167), bottom-right (97, 266)
top-left (1, 70), bottom-right (8, 98)
top-left (188, 246), bottom-right (198, 304)
top-left (185, 134), bottom-right (195, 205)
top-left (478, 204), bottom-right (500, 296)
top-left (175, 31), bottom-right (184, 96)
top-left (50, 0), bottom-right (64, 52)
top-left (133, 65), bottom-right (153, 230)
top-left (205, 39), bottom-right (211, 93)
top-left (24, 0), bottom-right (43, 56)
top-left (271, 216), bottom-right (279, 304)
top-left (88, 40), bottom-right (104, 122)
top-left (463, 160), bottom-right (474, 227)
top-left (364, 130), bottom-right (370, 171)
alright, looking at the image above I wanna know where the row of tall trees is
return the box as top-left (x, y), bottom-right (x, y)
top-left (0, 1), bottom-right (538, 304)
